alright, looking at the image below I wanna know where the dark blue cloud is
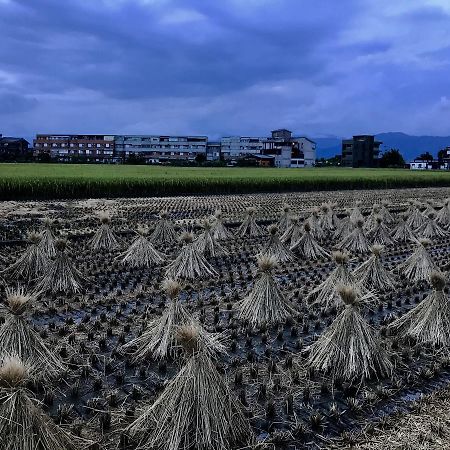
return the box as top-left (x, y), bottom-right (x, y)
top-left (1, 0), bottom-right (450, 139)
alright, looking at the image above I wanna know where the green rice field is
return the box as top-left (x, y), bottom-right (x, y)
top-left (1, 163), bottom-right (450, 200)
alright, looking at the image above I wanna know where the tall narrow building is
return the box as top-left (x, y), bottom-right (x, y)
top-left (341, 135), bottom-right (381, 167)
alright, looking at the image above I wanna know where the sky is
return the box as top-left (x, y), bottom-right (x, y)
top-left (1, 0), bottom-right (450, 141)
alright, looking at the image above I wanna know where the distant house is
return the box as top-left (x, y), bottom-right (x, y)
top-left (410, 158), bottom-right (440, 170)
top-left (0, 135), bottom-right (30, 160)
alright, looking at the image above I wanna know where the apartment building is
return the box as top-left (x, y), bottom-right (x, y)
top-left (33, 134), bottom-right (115, 162)
top-left (220, 136), bottom-right (265, 160)
top-left (114, 135), bottom-right (208, 163)
top-left (221, 129), bottom-right (316, 167)
top-left (341, 135), bottom-right (381, 168)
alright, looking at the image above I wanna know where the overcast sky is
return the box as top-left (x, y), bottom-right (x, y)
top-left (1, 0), bottom-right (450, 140)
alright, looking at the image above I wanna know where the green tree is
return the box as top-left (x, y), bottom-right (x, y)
top-left (194, 153), bottom-right (207, 165)
top-left (438, 149), bottom-right (448, 161)
top-left (379, 149), bottom-right (405, 168)
top-left (419, 152), bottom-right (433, 161)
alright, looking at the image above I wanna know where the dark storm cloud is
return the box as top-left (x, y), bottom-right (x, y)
top-left (1, 0), bottom-right (450, 138)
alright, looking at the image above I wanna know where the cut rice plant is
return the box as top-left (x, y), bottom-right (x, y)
top-left (195, 218), bottom-right (228, 257)
top-left (364, 204), bottom-right (381, 231)
top-left (396, 238), bottom-right (438, 283)
top-left (119, 226), bottom-right (165, 268)
top-left (280, 215), bottom-right (302, 247)
top-left (391, 213), bottom-right (417, 244)
top-left (350, 201), bottom-right (364, 223)
top-left (277, 203), bottom-right (292, 232)
top-left (290, 221), bottom-right (330, 260)
top-left (0, 356), bottom-right (81, 450)
top-left (259, 224), bottom-right (295, 262)
top-left (212, 209), bottom-right (233, 240)
top-left (333, 211), bottom-right (354, 241)
top-left (33, 238), bottom-right (84, 295)
top-left (353, 245), bottom-right (396, 292)
top-left (90, 212), bottom-right (121, 251)
top-left (406, 204), bottom-right (426, 230)
top-left (380, 200), bottom-right (395, 224)
top-left (126, 324), bottom-right (253, 450)
top-left (38, 217), bottom-right (56, 257)
top-left (2, 232), bottom-right (49, 281)
top-left (0, 288), bottom-right (65, 379)
top-left (436, 198), bottom-right (450, 228)
top-left (368, 217), bottom-right (394, 247)
top-left (150, 211), bottom-right (178, 245)
top-left (319, 203), bottom-right (335, 232)
top-left (122, 279), bottom-right (224, 360)
top-left (308, 285), bottom-right (392, 382)
top-left (237, 254), bottom-right (296, 326)
top-left (388, 271), bottom-right (450, 346)
top-left (307, 251), bottom-right (374, 310)
top-left (165, 232), bottom-right (218, 281)
top-left (236, 206), bottom-right (263, 237)
top-left (307, 208), bottom-right (326, 241)
top-left (338, 219), bottom-right (371, 254)
top-left (415, 213), bottom-right (448, 239)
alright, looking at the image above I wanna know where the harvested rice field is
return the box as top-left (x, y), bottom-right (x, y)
top-left (2, 187), bottom-right (450, 449)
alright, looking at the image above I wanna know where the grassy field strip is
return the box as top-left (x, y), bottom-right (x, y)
top-left (2, 164), bottom-right (450, 199)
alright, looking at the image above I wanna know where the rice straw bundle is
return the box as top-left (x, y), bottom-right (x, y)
top-left (436, 198), bottom-right (450, 228)
top-left (38, 217), bottom-right (56, 257)
top-left (350, 201), bottom-right (364, 223)
top-left (397, 238), bottom-right (438, 283)
top-left (0, 356), bottom-right (80, 450)
top-left (277, 203), bottom-right (292, 232)
top-left (406, 204), bottom-right (426, 230)
top-left (307, 208), bottom-right (326, 241)
top-left (369, 217), bottom-right (394, 246)
top-left (165, 232), bottom-right (218, 281)
top-left (122, 279), bottom-right (224, 360)
top-left (353, 245), bottom-right (396, 292)
top-left (211, 209), bottom-right (233, 240)
top-left (307, 251), bottom-right (375, 310)
top-left (126, 324), bottom-right (252, 450)
top-left (238, 255), bottom-right (296, 326)
top-left (319, 203), bottom-right (335, 231)
top-left (290, 221), bottom-right (330, 260)
top-left (422, 200), bottom-right (437, 218)
top-left (380, 200), bottom-right (395, 225)
top-left (391, 213), bottom-right (417, 243)
top-left (90, 212), bottom-right (121, 251)
top-left (0, 288), bottom-right (65, 379)
top-left (388, 271), bottom-right (450, 346)
top-left (363, 204), bottom-right (381, 231)
top-left (195, 218), bottom-right (227, 257)
top-left (236, 207), bottom-right (262, 237)
top-left (338, 219), bottom-right (371, 254)
top-left (333, 212), bottom-right (354, 241)
top-left (308, 286), bottom-right (392, 381)
top-left (416, 213), bottom-right (448, 239)
top-left (120, 226), bottom-right (165, 268)
top-left (150, 211), bottom-right (178, 245)
top-left (280, 216), bottom-right (302, 247)
top-left (33, 239), bottom-right (84, 295)
top-left (2, 232), bottom-right (49, 281)
top-left (259, 224), bottom-right (295, 262)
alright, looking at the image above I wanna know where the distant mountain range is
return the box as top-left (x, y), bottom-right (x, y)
top-left (314, 132), bottom-right (450, 162)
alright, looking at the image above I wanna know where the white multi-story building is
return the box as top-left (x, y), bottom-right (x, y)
top-left (220, 136), bottom-right (265, 160)
top-left (293, 136), bottom-right (316, 167)
top-left (114, 135), bottom-right (208, 163)
top-left (220, 130), bottom-right (316, 167)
